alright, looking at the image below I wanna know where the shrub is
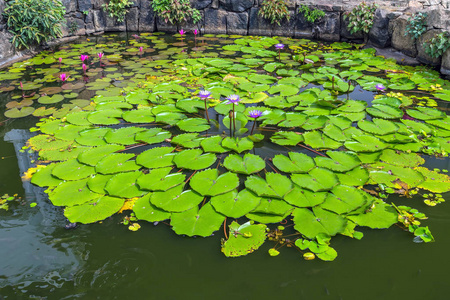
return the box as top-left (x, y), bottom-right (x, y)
top-left (298, 4), bottom-right (325, 24)
top-left (424, 32), bottom-right (450, 59)
top-left (344, 2), bottom-right (378, 36)
top-left (405, 12), bottom-right (427, 40)
top-left (3, 0), bottom-right (66, 49)
top-left (151, 0), bottom-right (201, 25)
top-left (102, 0), bottom-right (134, 23)
top-left (259, 0), bottom-right (290, 26)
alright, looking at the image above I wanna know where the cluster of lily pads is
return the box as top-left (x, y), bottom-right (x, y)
top-left (2, 32), bottom-right (450, 261)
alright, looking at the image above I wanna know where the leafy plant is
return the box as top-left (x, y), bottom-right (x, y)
top-left (405, 12), bottom-right (427, 40)
top-left (3, 0), bottom-right (66, 49)
top-left (344, 2), bottom-right (378, 39)
top-left (298, 4), bottom-right (325, 23)
top-left (102, 0), bottom-right (134, 23)
top-left (424, 31), bottom-right (450, 58)
top-left (151, 0), bottom-right (201, 25)
top-left (259, 0), bottom-right (290, 26)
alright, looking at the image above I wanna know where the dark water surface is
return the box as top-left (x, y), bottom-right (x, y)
top-left (0, 33), bottom-right (449, 299)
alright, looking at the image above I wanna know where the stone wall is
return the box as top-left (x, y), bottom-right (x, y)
top-left (1, 0), bottom-right (450, 75)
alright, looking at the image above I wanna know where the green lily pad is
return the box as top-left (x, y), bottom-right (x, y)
top-left (291, 167), bottom-right (339, 192)
top-left (30, 164), bottom-right (64, 187)
top-left (135, 128), bottom-right (171, 145)
top-left (210, 189), bottom-right (261, 218)
top-left (171, 133), bottom-right (204, 148)
top-left (292, 207), bottom-right (347, 239)
top-left (136, 147), bottom-right (175, 169)
top-left (77, 144), bottom-right (125, 166)
top-left (272, 152), bottom-right (315, 173)
top-left (104, 127), bottom-right (145, 145)
top-left (200, 135), bottom-right (229, 153)
top-left (222, 137), bottom-right (254, 153)
top-left (176, 118), bottom-right (211, 132)
top-left (105, 171), bottom-right (146, 198)
top-left (223, 153), bottom-right (265, 175)
top-left (270, 131), bottom-right (304, 146)
top-left (245, 173), bottom-right (293, 199)
top-left (171, 202), bottom-right (225, 237)
top-left (150, 184), bottom-right (203, 212)
top-left (221, 221), bottom-right (267, 257)
top-left (49, 178), bottom-right (102, 206)
top-left (51, 158), bottom-right (96, 181)
top-left (122, 109), bottom-right (155, 123)
top-left (284, 185), bottom-right (327, 207)
top-left (173, 149), bottom-right (216, 170)
top-left (96, 153), bottom-right (140, 174)
top-left (137, 167), bottom-right (185, 191)
top-left (64, 195), bottom-right (124, 224)
top-left (190, 169), bottom-right (239, 196)
top-left (347, 201), bottom-right (397, 229)
top-left (321, 185), bottom-right (367, 214)
top-left (133, 193), bottom-right (171, 222)
top-left (314, 151), bottom-right (361, 172)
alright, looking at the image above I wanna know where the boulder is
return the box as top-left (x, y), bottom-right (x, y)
top-left (391, 15), bottom-right (417, 57)
top-left (294, 11), bottom-right (314, 39)
top-left (204, 8), bottom-right (227, 34)
top-left (92, 0), bottom-right (107, 9)
top-left (272, 10), bottom-right (295, 37)
top-left (61, 0), bottom-right (77, 13)
top-left (0, 31), bottom-right (15, 60)
top-left (126, 7), bottom-right (139, 31)
top-left (248, 7), bottom-right (272, 36)
top-left (219, 0), bottom-right (253, 13)
top-left (139, 0), bottom-right (155, 32)
top-left (317, 12), bottom-right (340, 42)
top-left (156, 17), bottom-right (177, 33)
top-left (226, 12), bottom-right (248, 35)
top-left (416, 29), bottom-right (442, 66)
top-left (85, 22), bottom-right (95, 34)
top-left (426, 9), bottom-right (450, 31)
top-left (78, 0), bottom-right (92, 12)
top-left (194, 0), bottom-right (212, 10)
top-left (93, 9), bottom-right (106, 32)
top-left (440, 48), bottom-right (450, 76)
top-left (369, 8), bottom-right (391, 48)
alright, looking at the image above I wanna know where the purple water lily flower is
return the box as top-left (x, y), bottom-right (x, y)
top-left (275, 43), bottom-right (285, 50)
top-left (375, 84), bottom-right (386, 91)
top-left (198, 90), bottom-right (211, 98)
top-left (226, 94), bottom-right (241, 104)
top-left (248, 110), bottom-right (263, 119)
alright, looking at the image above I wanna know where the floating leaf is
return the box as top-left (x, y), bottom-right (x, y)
top-left (320, 185), bottom-right (367, 214)
top-left (4, 107), bottom-right (35, 118)
top-left (416, 167), bottom-right (450, 193)
top-left (292, 207), bottom-right (347, 239)
top-left (344, 135), bottom-right (387, 152)
top-left (171, 202), bottom-right (225, 237)
top-left (105, 171), bottom-right (146, 198)
top-left (314, 151), bottom-right (361, 172)
top-left (284, 185), bottom-right (327, 207)
top-left (245, 173), bottom-right (292, 199)
top-left (201, 135), bottom-right (228, 153)
top-left (291, 167), bottom-right (339, 192)
top-left (96, 153), bottom-right (140, 174)
top-left (173, 149), bottom-right (216, 170)
top-left (303, 131), bottom-right (342, 150)
top-left (222, 137), bottom-right (254, 153)
top-left (222, 221), bottom-right (267, 257)
top-left (135, 128), bottom-right (171, 145)
top-left (176, 118), bottom-right (210, 132)
top-left (366, 104), bottom-right (403, 119)
top-left (137, 167), bottom-right (185, 191)
top-left (49, 178), bottom-right (102, 206)
top-left (104, 127), bottom-right (145, 145)
top-left (223, 153), bottom-right (265, 175)
top-left (51, 159), bottom-right (96, 181)
top-left (64, 196), bottom-right (124, 224)
top-left (78, 144), bottom-right (124, 166)
top-left (211, 189), bottom-right (261, 218)
top-left (133, 193), bottom-right (171, 222)
top-left (190, 169), bottom-right (239, 196)
top-left (136, 147), bottom-right (175, 169)
top-left (347, 201), bottom-right (397, 229)
top-left (30, 164), bottom-right (64, 187)
top-left (270, 131), bottom-right (304, 146)
top-left (272, 152), bottom-right (315, 173)
top-left (171, 133), bottom-right (204, 148)
top-left (358, 119), bottom-right (398, 135)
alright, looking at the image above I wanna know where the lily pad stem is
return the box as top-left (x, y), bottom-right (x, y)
top-left (250, 120), bottom-right (256, 135)
top-left (297, 143), bottom-right (327, 157)
top-left (223, 217), bottom-right (228, 240)
top-left (204, 98), bottom-right (210, 122)
top-left (232, 103), bottom-right (236, 136)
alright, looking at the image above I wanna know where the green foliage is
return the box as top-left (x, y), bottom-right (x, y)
top-left (68, 21), bottom-right (79, 35)
top-left (298, 4), bottom-right (325, 23)
top-left (102, 0), bottom-right (133, 23)
top-left (344, 2), bottom-right (378, 36)
top-left (3, 0), bottom-right (66, 49)
top-left (259, 0), bottom-right (290, 26)
top-left (151, 0), bottom-right (201, 25)
top-left (424, 32), bottom-right (450, 58)
top-left (405, 12), bottom-right (427, 40)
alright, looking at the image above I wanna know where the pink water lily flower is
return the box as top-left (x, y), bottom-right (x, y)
top-left (139, 46), bottom-right (143, 53)
top-left (97, 52), bottom-right (104, 59)
top-left (80, 55), bottom-right (88, 62)
top-left (59, 73), bottom-right (69, 82)
top-left (82, 63), bottom-right (88, 73)
top-left (179, 29), bottom-right (185, 36)
top-left (58, 57), bottom-right (62, 63)
top-left (193, 29), bottom-right (198, 35)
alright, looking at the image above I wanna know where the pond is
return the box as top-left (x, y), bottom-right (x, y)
top-left (1, 32), bottom-right (450, 299)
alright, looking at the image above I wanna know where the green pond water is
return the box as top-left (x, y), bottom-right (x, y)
top-left (1, 32), bottom-right (450, 299)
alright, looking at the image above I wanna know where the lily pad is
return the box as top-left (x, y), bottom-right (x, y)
top-left (190, 169), bottom-right (239, 196)
top-left (223, 153), bottom-right (265, 175)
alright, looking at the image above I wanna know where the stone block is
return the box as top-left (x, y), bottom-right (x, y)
top-left (248, 7), bottom-right (272, 36)
top-left (85, 11), bottom-right (93, 23)
top-left (219, 0), bottom-right (253, 12)
top-left (85, 22), bottom-right (95, 34)
top-left (62, 0), bottom-right (77, 13)
top-left (417, 29), bottom-right (442, 66)
top-left (369, 8), bottom-right (391, 48)
top-left (105, 13), bottom-right (126, 31)
top-left (317, 12), bottom-right (340, 41)
top-left (92, 0), bottom-right (107, 9)
top-left (78, 0), bottom-right (92, 12)
top-left (391, 15), bottom-right (417, 57)
top-left (440, 48), bottom-right (450, 75)
top-left (426, 9), bottom-right (450, 30)
top-left (272, 10), bottom-right (295, 37)
top-left (226, 12), bottom-right (248, 35)
top-left (294, 12), bottom-right (314, 39)
top-left (194, 0), bottom-right (212, 9)
top-left (211, 0), bottom-right (219, 9)
top-left (204, 8), bottom-right (227, 34)
top-left (93, 9), bottom-right (106, 32)
top-left (0, 31), bottom-right (15, 60)
top-left (156, 17), bottom-right (177, 33)
top-left (139, 0), bottom-right (155, 32)
top-left (126, 7), bottom-right (139, 31)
